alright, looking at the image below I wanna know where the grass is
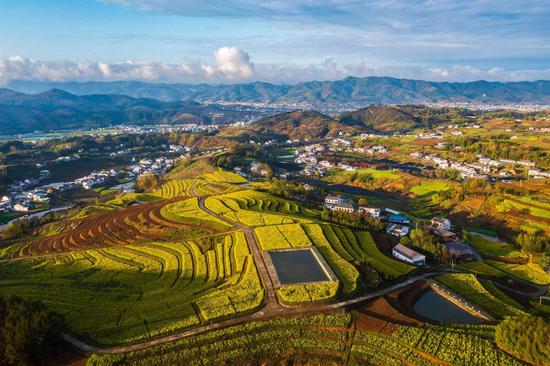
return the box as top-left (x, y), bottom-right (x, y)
top-left (409, 181), bottom-right (449, 196)
top-left (0, 232), bottom-right (263, 345)
top-left (486, 261), bottom-right (550, 285)
top-left (437, 274), bottom-right (526, 318)
top-left (467, 235), bottom-right (524, 258)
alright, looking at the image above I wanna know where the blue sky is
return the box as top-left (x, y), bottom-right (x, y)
top-left (1, 0), bottom-right (549, 84)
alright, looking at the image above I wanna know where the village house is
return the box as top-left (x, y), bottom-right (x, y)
top-left (325, 195), bottom-right (351, 206)
top-left (392, 244), bottom-right (426, 265)
top-left (386, 224), bottom-right (410, 237)
top-left (431, 217), bottom-right (451, 231)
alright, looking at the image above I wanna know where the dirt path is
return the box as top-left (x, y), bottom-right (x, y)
top-left (197, 196), bottom-right (282, 311)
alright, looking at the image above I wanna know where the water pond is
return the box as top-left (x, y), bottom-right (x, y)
top-left (413, 289), bottom-right (483, 324)
top-left (269, 249), bottom-right (329, 285)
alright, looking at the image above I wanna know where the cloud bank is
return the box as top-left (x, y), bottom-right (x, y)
top-left (1, 48), bottom-right (550, 85)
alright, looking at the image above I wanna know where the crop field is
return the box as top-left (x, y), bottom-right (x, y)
top-left (467, 235), bottom-right (525, 258)
top-left (255, 221), bottom-right (413, 294)
top-left (204, 190), bottom-right (318, 226)
top-left (13, 197), bottom-right (225, 258)
top-left (160, 197), bottom-right (231, 230)
top-left (409, 181), bottom-right (450, 196)
top-left (0, 232), bottom-right (264, 345)
top-left (276, 282), bottom-right (339, 304)
top-left (485, 260), bottom-right (550, 285)
top-left (436, 274), bottom-right (525, 318)
top-left (87, 310), bottom-right (524, 366)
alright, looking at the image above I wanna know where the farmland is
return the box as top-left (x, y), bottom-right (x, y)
top-left (87, 310), bottom-right (525, 366)
top-left (436, 274), bottom-right (526, 318)
top-left (0, 232), bottom-right (263, 345)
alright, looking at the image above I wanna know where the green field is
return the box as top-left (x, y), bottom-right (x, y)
top-left (437, 274), bottom-right (526, 318)
top-left (486, 261), bottom-right (550, 285)
top-left (467, 235), bottom-right (525, 258)
top-left (409, 181), bottom-right (450, 196)
top-left (87, 311), bottom-right (524, 366)
top-left (0, 232), bottom-right (263, 345)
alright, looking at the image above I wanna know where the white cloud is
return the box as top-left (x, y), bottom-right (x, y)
top-left (0, 47), bottom-right (256, 84)
top-left (213, 47), bottom-right (254, 79)
top-left (1, 50), bottom-right (550, 85)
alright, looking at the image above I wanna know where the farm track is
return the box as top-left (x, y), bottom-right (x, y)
top-left (58, 191), bottom-right (449, 355)
top-left (62, 271), bottom-right (446, 355)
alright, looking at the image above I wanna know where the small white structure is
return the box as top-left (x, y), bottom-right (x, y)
top-left (325, 195), bottom-right (350, 206)
top-left (392, 244), bottom-right (426, 265)
top-left (331, 202), bottom-right (356, 213)
top-left (431, 217), bottom-right (451, 231)
top-left (359, 207), bottom-right (381, 219)
top-left (13, 203), bottom-right (30, 212)
top-left (386, 224), bottom-right (409, 237)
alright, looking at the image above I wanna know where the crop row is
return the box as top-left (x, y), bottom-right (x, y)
top-left (0, 232), bottom-right (263, 345)
top-left (436, 274), bottom-right (526, 318)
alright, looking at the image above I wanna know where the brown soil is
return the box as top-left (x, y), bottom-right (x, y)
top-left (15, 197), bottom-right (220, 258)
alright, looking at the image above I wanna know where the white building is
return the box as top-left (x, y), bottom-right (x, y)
top-left (431, 217), bottom-right (451, 231)
top-left (392, 244), bottom-right (426, 265)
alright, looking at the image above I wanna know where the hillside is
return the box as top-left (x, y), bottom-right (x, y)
top-left (338, 105), bottom-right (464, 132)
top-left (224, 110), bottom-right (358, 140)
top-left (0, 89), bottom-right (261, 134)
top-left (8, 76), bottom-right (550, 105)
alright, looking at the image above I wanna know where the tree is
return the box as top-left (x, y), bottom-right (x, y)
top-left (516, 232), bottom-right (547, 259)
top-left (0, 296), bottom-right (63, 366)
top-left (495, 315), bottom-right (549, 366)
top-left (135, 173), bottom-right (160, 193)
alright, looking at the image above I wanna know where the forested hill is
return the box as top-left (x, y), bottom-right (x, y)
top-left (8, 76), bottom-right (550, 105)
top-left (0, 88), bottom-right (250, 134)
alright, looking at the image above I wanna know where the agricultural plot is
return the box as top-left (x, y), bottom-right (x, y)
top-left (467, 235), bottom-right (525, 258)
top-left (0, 232), bottom-right (264, 345)
top-left (390, 324), bottom-right (525, 366)
top-left (13, 197), bottom-right (222, 258)
top-left (436, 274), bottom-right (526, 318)
top-left (204, 190), bottom-right (317, 227)
top-left (409, 181), bottom-right (450, 196)
top-left (87, 311), bottom-right (523, 366)
top-left (255, 223), bottom-right (312, 249)
top-left (87, 313), bottom-right (352, 366)
top-left (276, 282), bottom-right (339, 304)
top-left (160, 197), bottom-right (231, 231)
top-left (486, 260), bottom-right (550, 285)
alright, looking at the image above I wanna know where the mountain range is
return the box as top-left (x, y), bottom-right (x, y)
top-left (0, 88), bottom-right (257, 135)
top-left (8, 76), bottom-right (550, 106)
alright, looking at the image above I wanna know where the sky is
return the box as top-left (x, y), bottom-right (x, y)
top-left (1, 0), bottom-right (550, 84)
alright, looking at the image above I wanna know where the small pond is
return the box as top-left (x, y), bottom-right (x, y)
top-left (269, 249), bottom-right (329, 285)
top-left (413, 289), bottom-right (483, 325)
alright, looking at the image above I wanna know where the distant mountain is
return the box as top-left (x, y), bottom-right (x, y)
top-left (0, 89), bottom-right (258, 134)
top-left (8, 76), bottom-right (550, 105)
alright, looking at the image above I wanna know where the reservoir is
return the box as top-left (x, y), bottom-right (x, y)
top-left (269, 249), bottom-right (330, 285)
top-left (413, 289), bottom-right (483, 324)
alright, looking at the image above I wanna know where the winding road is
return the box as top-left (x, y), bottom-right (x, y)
top-left (60, 194), bottom-right (447, 355)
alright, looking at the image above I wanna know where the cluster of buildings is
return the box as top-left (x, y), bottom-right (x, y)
top-left (323, 194), bottom-right (411, 237)
top-left (129, 157), bottom-right (175, 177)
top-left (410, 152), bottom-right (544, 180)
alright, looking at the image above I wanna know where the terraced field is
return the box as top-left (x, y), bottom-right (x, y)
top-left (204, 190), bottom-right (318, 226)
top-left (14, 197), bottom-right (225, 258)
top-left (87, 310), bottom-right (525, 366)
top-left (0, 232), bottom-right (264, 345)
